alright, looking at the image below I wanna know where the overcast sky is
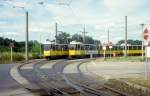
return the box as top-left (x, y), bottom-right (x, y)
top-left (0, 0), bottom-right (150, 43)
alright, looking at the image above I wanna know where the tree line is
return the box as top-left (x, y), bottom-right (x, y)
top-left (0, 37), bottom-right (40, 53)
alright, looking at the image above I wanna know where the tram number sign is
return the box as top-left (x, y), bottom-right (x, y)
top-left (144, 27), bottom-right (149, 41)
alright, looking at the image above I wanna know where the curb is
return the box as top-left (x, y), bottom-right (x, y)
top-left (10, 64), bottom-right (39, 90)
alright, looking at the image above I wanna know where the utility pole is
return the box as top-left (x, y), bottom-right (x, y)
top-left (25, 11), bottom-right (29, 64)
top-left (125, 16), bottom-right (127, 57)
top-left (82, 25), bottom-right (88, 43)
top-left (55, 23), bottom-right (58, 44)
top-left (141, 24), bottom-right (145, 60)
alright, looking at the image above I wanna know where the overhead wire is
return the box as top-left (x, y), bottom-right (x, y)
top-left (57, 0), bottom-right (84, 36)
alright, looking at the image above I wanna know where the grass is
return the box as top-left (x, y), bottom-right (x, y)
top-left (121, 78), bottom-right (150, 88)
top-left (0, 52), bottom-right (25, 64)
top-left (104, 78), bottom-right (149, 96)
top-left (0, 52), bottom-right (40, 64)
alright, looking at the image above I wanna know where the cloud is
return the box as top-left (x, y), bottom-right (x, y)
top-left (104, 0), bottom-right (149, 15)
top-left (0, 11), bottom-right (23, 19)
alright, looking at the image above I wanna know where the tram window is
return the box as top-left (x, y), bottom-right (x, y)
top-left (93, 45), bottom-right (96, 50)
top-left (57, 45), bottom-right (60, 50)
top-left (132, 46), bottom-right (136, 50)
top-left (89, 45), bottom-right (92, 50)
top-left (61, 45), bottom-right (68, 51)
top-left (51, 45), bottom-right (55, 50)
top-left (56, 45), bottom-right (61, 50)
top-left (82, 45), bottom-right (85, 50)
top-left (76, 44), bottom-right (79, 50)
top-left (64, 45), bottom-right (68, 50)
top-left (76, 45), bottom-right (78, 50)
top-left (79, 45), bottom-right (81, 50)
top-left (49, 44), bottom-right (52, 50)
top-left (44, 44), bottom-right (50, 51)
top-left (62, 45), bottom-right (65, 50)
top-left (138, 46), bottom-right (142, 50)
top-left (57, 45), bottom-right (59, 50)
top-left (77, 45), bottom-right (80, 50)
top-left (69, 44), bottom-right (75, 50)
top-left (92, 45), bottom-right (94, 50)
top-left (60, 45), bottom-right (63, 50)
top-left (85, 45), bottom-right (89, 50)
top-left (59, 45), bottom-right (62, 50)
top-left (88, 45), bottom-right (94, 50)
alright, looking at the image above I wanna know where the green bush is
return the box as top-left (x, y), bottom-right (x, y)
top-left (31, 53), bottom-right (40, 59)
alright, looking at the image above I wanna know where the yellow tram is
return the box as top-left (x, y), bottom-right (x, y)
top-left (68, 41), bottom-right (99, 58)
top-left (43, 42), bottom-right (68, 59)
top-left (43, 41), bottom-right (143, 59)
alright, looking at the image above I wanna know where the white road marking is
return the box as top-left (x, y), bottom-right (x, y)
top-left (40, 62), bottom-right (57, 69)
top-left (21, 63), bottom-right (34, 69)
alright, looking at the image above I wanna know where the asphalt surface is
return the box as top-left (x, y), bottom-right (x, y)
top-left (0, 64), bottom-right (27, 95)
top-left (86, 61), bottom-right (150, 78)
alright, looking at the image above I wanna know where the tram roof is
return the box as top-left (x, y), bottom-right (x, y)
top-left (70, 41), bottom-right (83, 45)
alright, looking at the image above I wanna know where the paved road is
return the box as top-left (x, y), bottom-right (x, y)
top-left (0, 64), bottom-right (32, 96)
top-left (0, 64), bottom-right (21, 89)
top-left (86, 61), bottom-right (150, 79)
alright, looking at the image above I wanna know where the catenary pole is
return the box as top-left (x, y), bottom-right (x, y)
top-left (55, 23), bottom-right (58, 43)
top-left (141, 24), bottom-right (145, 60)
top-left (125, 16), bottom-right (127, 57)
top-left (25, 11), bottom-right (29, 64)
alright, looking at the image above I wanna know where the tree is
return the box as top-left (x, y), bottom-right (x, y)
top-left (71, 34), bottom-right (101, 44)
top-left (57, 32), bottom-right (70, 44)
top-left (116, 40), bottom-right (124, 45)
top-left (30, 40), bottom-right (41, 58)
top-left (71, 34), bottom-right (83, 42)
top-left (116, 39), bottom-right (142, 45)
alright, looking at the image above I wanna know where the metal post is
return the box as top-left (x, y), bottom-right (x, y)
top-left (40, 35), bottom-right (42, 58)
top-left (125, 16), bottom-right (127, 57)
top-left (104, 50), bottom-right (106, 59)
top-left (25, 11), bottom-right (29, 64)
top-left (82, 25), bottom-right (88, 44)
top-left (141, 24), bottom-right (145, 60)
top-left (109, 48), bottom-right (111, 58)
top-left (108, 29), bottom-right (110, 58)
top-left (55, 23), bottom-right (58, 44)
top-left (83, 25), bottom-right (85, 43)
top-left (11, 47), bottom-right (13, 63)
top-left (144, 45), bottom-right (149, 80)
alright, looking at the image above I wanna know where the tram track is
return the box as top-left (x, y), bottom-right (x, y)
top-left (14, 58), bottom-right (136, 96)
top-left (17, 59), bottom-right (82, 96)
top-left (62, 59), bottom-right (112, 96)
top-left (62, 59), bottom-right (133, 96)
top-left (19, 61), bottom-right (70, 96)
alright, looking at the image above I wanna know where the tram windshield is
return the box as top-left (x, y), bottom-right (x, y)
top-left (44, 44), bottom-right (50, 51)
